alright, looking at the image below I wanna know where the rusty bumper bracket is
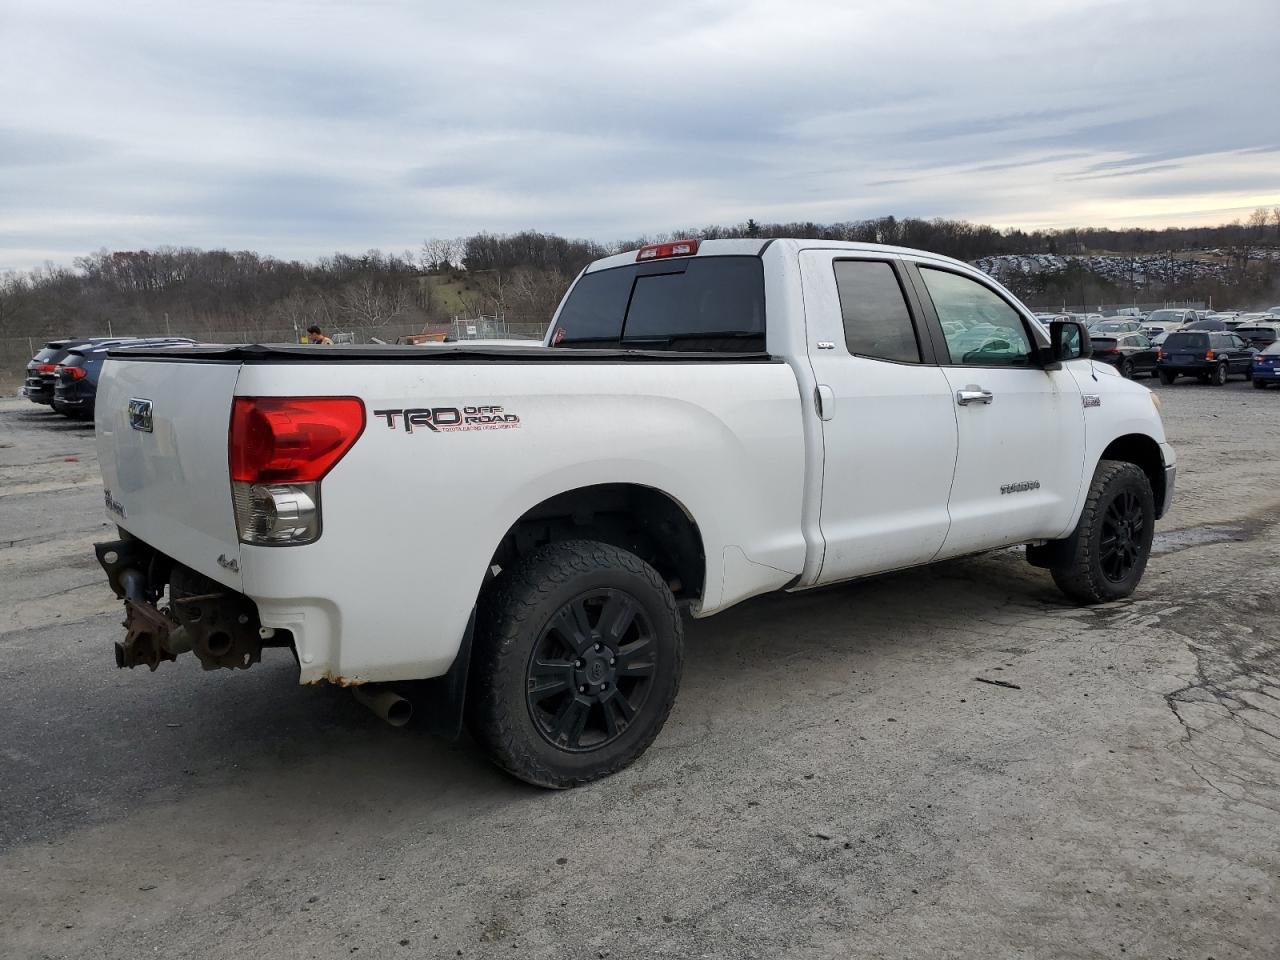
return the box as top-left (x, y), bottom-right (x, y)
top-left (117, 599), bottom-right (181, 671)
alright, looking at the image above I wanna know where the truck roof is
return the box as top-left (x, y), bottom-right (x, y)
top-left (584, 237), bottom-right (979, 274)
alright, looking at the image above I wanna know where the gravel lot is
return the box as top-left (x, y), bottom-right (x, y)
top-left (1, 377), bottom-right (1278, 960)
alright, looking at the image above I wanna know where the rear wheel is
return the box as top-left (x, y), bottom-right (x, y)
top-left (1210, 362), bottom-right (1228, 386)
top-left (1049, 461), bottom-right (1155, 604)
top-left (1254, 378), bottom-right (1268, 390)
top-left (1159, 370), bottom-right (1176, 385)
top-left (1120, 359), bottom-right (1134, 379)
top-left (466, 540), bottom-right (683, 788)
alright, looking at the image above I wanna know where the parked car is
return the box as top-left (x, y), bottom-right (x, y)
top-left (87, 238), bottom-right (1176, 787)
top-left (22, 338), bottom-right (121, 405)
top-left (1144, 308), bottom-right (1198, 332)
top-left (1251, 342), bottom-right (1280, 389)
top-left (52, 338), bottom-right (195, 419)
top-left (1157, 330), bottom-right (1256, 385)
top-left (1090, 333), bottom-right (1158, 378)
top-left (1233, 324), bottom-right (1280, 349)
top-left (1092, 320), bottom-right (1143, 335)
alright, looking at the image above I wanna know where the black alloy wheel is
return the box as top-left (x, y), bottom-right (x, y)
top-left (1047, 460), bottom-right (1156, 604)
top-left (466, 539), bottom-right (683, 788)
top-left (525, 588), bottom-right (657, 752)
top-left (1099, 489), bottom-right (1145, 583)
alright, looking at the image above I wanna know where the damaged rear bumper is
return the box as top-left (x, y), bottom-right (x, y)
top-left (95, 538), bottom-right (289, 671)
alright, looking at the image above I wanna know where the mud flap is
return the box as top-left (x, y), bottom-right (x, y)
top-left (416, 608), bottom-right (475, 741)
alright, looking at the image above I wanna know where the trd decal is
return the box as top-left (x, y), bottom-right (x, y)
top-left (372, 405), bottom-right (521, 433)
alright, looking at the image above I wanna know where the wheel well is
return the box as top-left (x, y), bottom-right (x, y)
top-left (491, 484), bottom-right (706, 601)
top-left (1100, 434), bottom-right (1167, 516)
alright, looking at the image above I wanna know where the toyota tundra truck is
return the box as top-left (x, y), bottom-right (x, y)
top-left (92, 238), bottom-right (1175, 787)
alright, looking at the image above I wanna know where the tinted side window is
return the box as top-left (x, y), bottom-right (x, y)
top-left (918, 268), bottom-right (1032, 367)
top-left (833, 260), bottom-right (921, 363)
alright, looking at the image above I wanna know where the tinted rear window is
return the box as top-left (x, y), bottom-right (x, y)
top-left (1091, 338), bottom-right (1118, 349)
top-left (552, 257), bottom-right (765, 351)
top-left (1236, 327), bottom-right (1278, 338)
top-left (33, 345), bottom-right (67, 362)
top-left (1163, 332), bottom-right (1208, 350)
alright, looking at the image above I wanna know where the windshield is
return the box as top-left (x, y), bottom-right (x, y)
top-left (552, 256), bottom-right (766, 351)
top-left (1147, 310), bottom-right (1182, 323)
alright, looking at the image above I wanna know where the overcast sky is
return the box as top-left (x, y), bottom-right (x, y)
top-left (2, 0), bottom-right (1278, 271)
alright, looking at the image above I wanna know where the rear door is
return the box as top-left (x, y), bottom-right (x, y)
top-left (96, 357), bottom-right (245, 589)
top-left (798, 251), bottom-right (958, 582)
top-left (905, 262), bottom-right (1085, 556)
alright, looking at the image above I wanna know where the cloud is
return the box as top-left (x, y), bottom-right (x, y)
top-left (1, 0), bottom-right (1278, 271)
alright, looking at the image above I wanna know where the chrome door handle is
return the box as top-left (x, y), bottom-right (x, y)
top-left (956, 387), bottom-right (994, 406)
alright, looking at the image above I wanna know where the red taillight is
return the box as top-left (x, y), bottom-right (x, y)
top-left (36, 362), bottom-right (57, 373)
top-left (636, 239), bottom-right (699, 262)
top-left (1156, 349), bottom-right (1163, 360)
top-left (1205, 350), bottom-right (1215, 360)
top-left (229, 397), bottom-right (365, 484)
top-left (61, 366), bottom-right (87, 380)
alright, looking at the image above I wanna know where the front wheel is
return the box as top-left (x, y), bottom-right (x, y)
top-left (466, 540), bottom-right (683, 788)
top-left (1158, 370), bottom-right (1176, 385)
top-left (1049, 461), bottom-right (1155, 604)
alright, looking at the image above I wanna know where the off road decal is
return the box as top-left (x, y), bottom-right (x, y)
top-left (372, 405), bottom-right (521, 434)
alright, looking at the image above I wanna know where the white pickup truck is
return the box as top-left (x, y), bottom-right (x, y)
top-left (93, 238), bottom-right (1175, 787)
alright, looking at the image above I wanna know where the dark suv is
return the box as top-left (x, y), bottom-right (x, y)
top-left (1157, 331), bottom-right (1256, 385)
top-left (52, 338), bottom-right (195, 420)
top-left (1090, 333), bottom-right (1157, 378)
top-left (22, 338), bottom-right (122, 405)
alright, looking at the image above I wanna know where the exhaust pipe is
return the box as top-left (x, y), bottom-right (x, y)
top-left (352, 685), bottom-right (413, 727)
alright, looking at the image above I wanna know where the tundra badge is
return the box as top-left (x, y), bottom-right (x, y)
top-left (128, 398), bottom-right (154, 432)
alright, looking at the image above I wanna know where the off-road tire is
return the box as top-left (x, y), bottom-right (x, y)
top-left (1158, 370), bottom-right (1176, 385)
top-left (1210, 361), bottom-right (1228, 386)
top-left (466, 540), bottom-right (682, 788)
top-left (1050, 460), bottom-right (1156, 604)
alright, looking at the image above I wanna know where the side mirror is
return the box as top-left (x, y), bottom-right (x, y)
top-left (1050, 319), bottom-right (1092, 362)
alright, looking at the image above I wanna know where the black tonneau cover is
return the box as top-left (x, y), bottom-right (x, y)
top-left (107, 343), bottom-right (777, 364)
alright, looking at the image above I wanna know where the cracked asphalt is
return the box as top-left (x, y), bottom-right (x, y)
top-left (1, 376), bottom-right (1278, 960)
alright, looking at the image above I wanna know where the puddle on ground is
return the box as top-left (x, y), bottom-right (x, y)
top-left (1151, 523), bottom-right (1247, 556)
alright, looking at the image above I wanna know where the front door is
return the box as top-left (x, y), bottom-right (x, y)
top-left (905, 263), bottom-right (1085, 558)
top-left (798, 251), bottom-right (959, 583)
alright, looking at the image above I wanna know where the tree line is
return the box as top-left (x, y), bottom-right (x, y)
top-left (3, 210), bottom-right (1278, 344)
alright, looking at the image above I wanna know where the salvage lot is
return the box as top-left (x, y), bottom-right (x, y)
top-left (1, 380), bottom-right (1278, 959)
